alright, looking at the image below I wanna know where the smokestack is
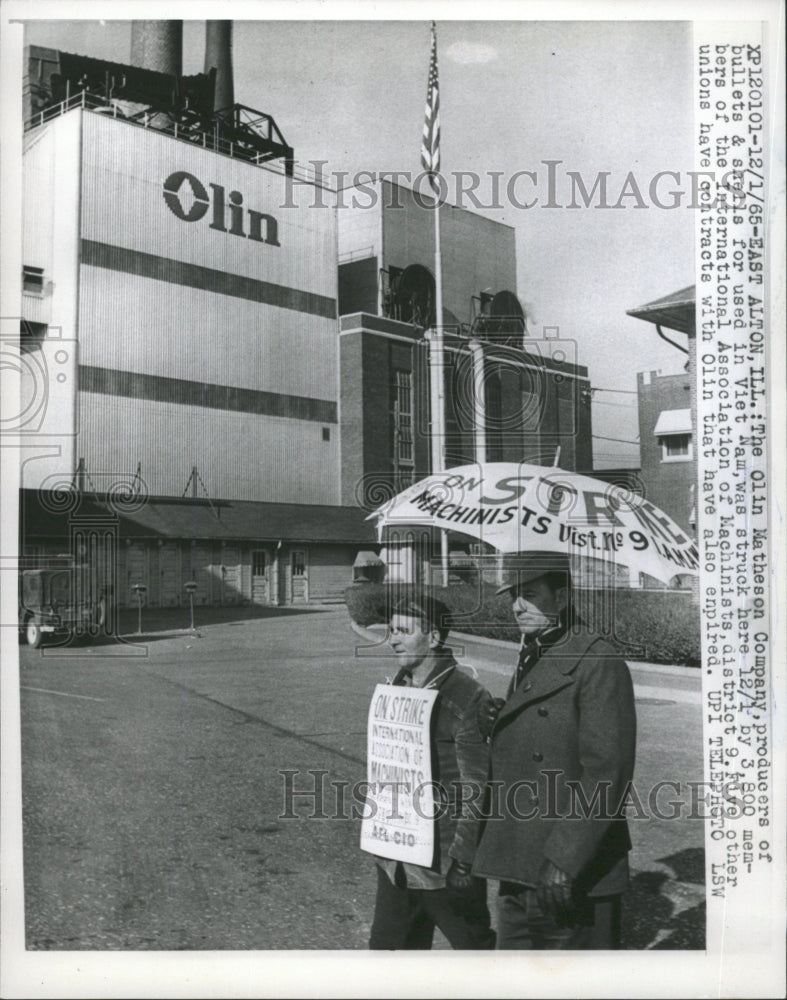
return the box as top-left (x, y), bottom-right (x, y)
top-left (205, 20), bottom-right (234, 114)
top-left (130, 21), bottom-right (183, 77)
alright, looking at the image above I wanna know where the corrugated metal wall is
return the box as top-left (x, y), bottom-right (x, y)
top-left (22, 129), bottom-right (55, 327)
top-left (76, 111), bottom-right (340, 504)
top-left (80, 113), bottom-right (336, 296)
top-left (77, 268), bottom-right (335, 401)
top-left (77, 392), bottom-right (338, 503)
top-left (20, 114), bottom-right (82, 490)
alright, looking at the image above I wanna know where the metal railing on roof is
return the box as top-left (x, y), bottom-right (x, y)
top-left (338, 246), bottom-right (375, 263)
top-left (24, 90), bottom-right (331, 189)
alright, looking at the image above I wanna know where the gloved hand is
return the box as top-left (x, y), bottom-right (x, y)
top-left (536, 859), bottom-right (576, 927)
top-left (445, 859), bottom-right (475, 893)
top-left (477, 696), bottom-right (506, 739)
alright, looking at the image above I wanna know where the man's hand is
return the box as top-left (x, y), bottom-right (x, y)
top-left (477, 696), bottom-right (506, 740)
top-left (446, 859), bottom-right (475, 893)
top-left (536, 859), bottom-right (576, 927)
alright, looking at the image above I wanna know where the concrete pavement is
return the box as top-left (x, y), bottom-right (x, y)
top-left (18, 606), bottom-right (705, 950)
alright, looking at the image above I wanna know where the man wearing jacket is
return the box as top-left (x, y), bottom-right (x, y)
top-left (473, 551), bottom-right (637, 949)
top-left (368, 595), bottom-right (496, 950)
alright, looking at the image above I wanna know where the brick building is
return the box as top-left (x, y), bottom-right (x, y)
top-left (628, 285), bottom-right (697, 541)
top-left (338, 179), bottom-right (593, 511)
top-left (636, 369), bottom-right (695, 535)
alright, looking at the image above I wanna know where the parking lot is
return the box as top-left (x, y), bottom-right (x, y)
top-left (16, 606), bottom-right (705, 950)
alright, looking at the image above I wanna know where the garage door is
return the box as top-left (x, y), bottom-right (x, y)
top-left (221, 546), bottom-right (242, 605)
top-left (124, 543), bottom-right (149, 606)
top-left (158, 543), bottom-right (181, 606)
top-left (184, 545), bottom-right (213, 604)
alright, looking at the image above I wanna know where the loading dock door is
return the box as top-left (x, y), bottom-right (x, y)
top-left (251, 549), bottom-right (270, 605)
top-left (124, 543), bottom-right (149, 606)
top-left (185, 545), bottom-right (213, 604)
top-left (221, 546), bottom-right (242, 604)
top-left (158, 543), bottom-right (181, 606)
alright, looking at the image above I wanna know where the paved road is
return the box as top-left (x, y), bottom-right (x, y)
top-left (18, 607), bottom-right (705, 950)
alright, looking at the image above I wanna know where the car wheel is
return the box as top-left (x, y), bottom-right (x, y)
top-left (26, 619), bottom-right (43, 649)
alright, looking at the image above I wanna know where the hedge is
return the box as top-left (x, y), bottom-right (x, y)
top-left (344, 582), bottom-right (700, 667)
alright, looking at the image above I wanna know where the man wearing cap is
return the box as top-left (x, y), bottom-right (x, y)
top-left (472, 551), bottom-right (637, 949)
top-left (366, 595), bottom-right (496, 950)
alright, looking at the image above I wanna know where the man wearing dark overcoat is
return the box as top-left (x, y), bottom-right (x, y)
top-left (472, 551), bottom-right (637, 949)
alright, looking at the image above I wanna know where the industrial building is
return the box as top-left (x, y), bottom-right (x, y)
top-left (338, 177), bottom-right (593, 512)
top-left (19, 24), bottom-right (593, 609)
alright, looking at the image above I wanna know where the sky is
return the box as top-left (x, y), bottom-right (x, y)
top-left (21, 16), bottom-right (696, 469)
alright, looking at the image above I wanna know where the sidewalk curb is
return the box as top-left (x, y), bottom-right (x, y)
top-left (117, 629), bottom-right (200, 640)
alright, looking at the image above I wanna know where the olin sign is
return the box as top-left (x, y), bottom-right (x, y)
top-left (163, 171), bottom-right (281, 246)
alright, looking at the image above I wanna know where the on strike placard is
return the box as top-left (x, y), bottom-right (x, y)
top-left (360, 683), bottom-right (439, 866)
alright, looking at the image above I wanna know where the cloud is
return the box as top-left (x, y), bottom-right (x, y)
top-left (445, 41), bottom-right (498, 65)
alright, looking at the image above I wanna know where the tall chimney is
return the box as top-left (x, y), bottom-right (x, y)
top-left (130, 21), bottom-right (183, 77)
top-left (205, 20), bottom-right (234, 114)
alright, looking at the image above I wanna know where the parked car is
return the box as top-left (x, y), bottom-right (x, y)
top-left (19, 561), bottom-right (109, 647)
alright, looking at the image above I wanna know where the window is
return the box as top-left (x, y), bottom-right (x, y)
top-left (391, 369), bottom-right (414, 470)
top-left (291, 550), bottom-right (306, 577)
top-left (653, 409), bottom-right (693, 463)
top-left (252, 550), bottom-right (267, 576)
top-left (23, 265), bottom-right (44, 295)
top-left (384, 266), bottom-right (403, 320)
top-left (20, 320), bottom-right (47, 354)
top-left (660, 433), bottom-right (693, 462)
top-left (322, 427), bottom-right (330, 441)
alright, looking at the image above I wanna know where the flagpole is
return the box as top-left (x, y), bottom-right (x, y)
top-left (422, 21), bottom-right (449, 588)
top-left (427, 201), bottom-right (444, 481)
top-left (433, 191), bottom-right (449, 588)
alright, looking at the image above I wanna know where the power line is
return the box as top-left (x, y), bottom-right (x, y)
top-left (592, 386), bottom-right (638, 395)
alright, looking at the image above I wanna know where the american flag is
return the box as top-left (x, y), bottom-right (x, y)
top-left (421, 21), bottom-right (440, 194)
